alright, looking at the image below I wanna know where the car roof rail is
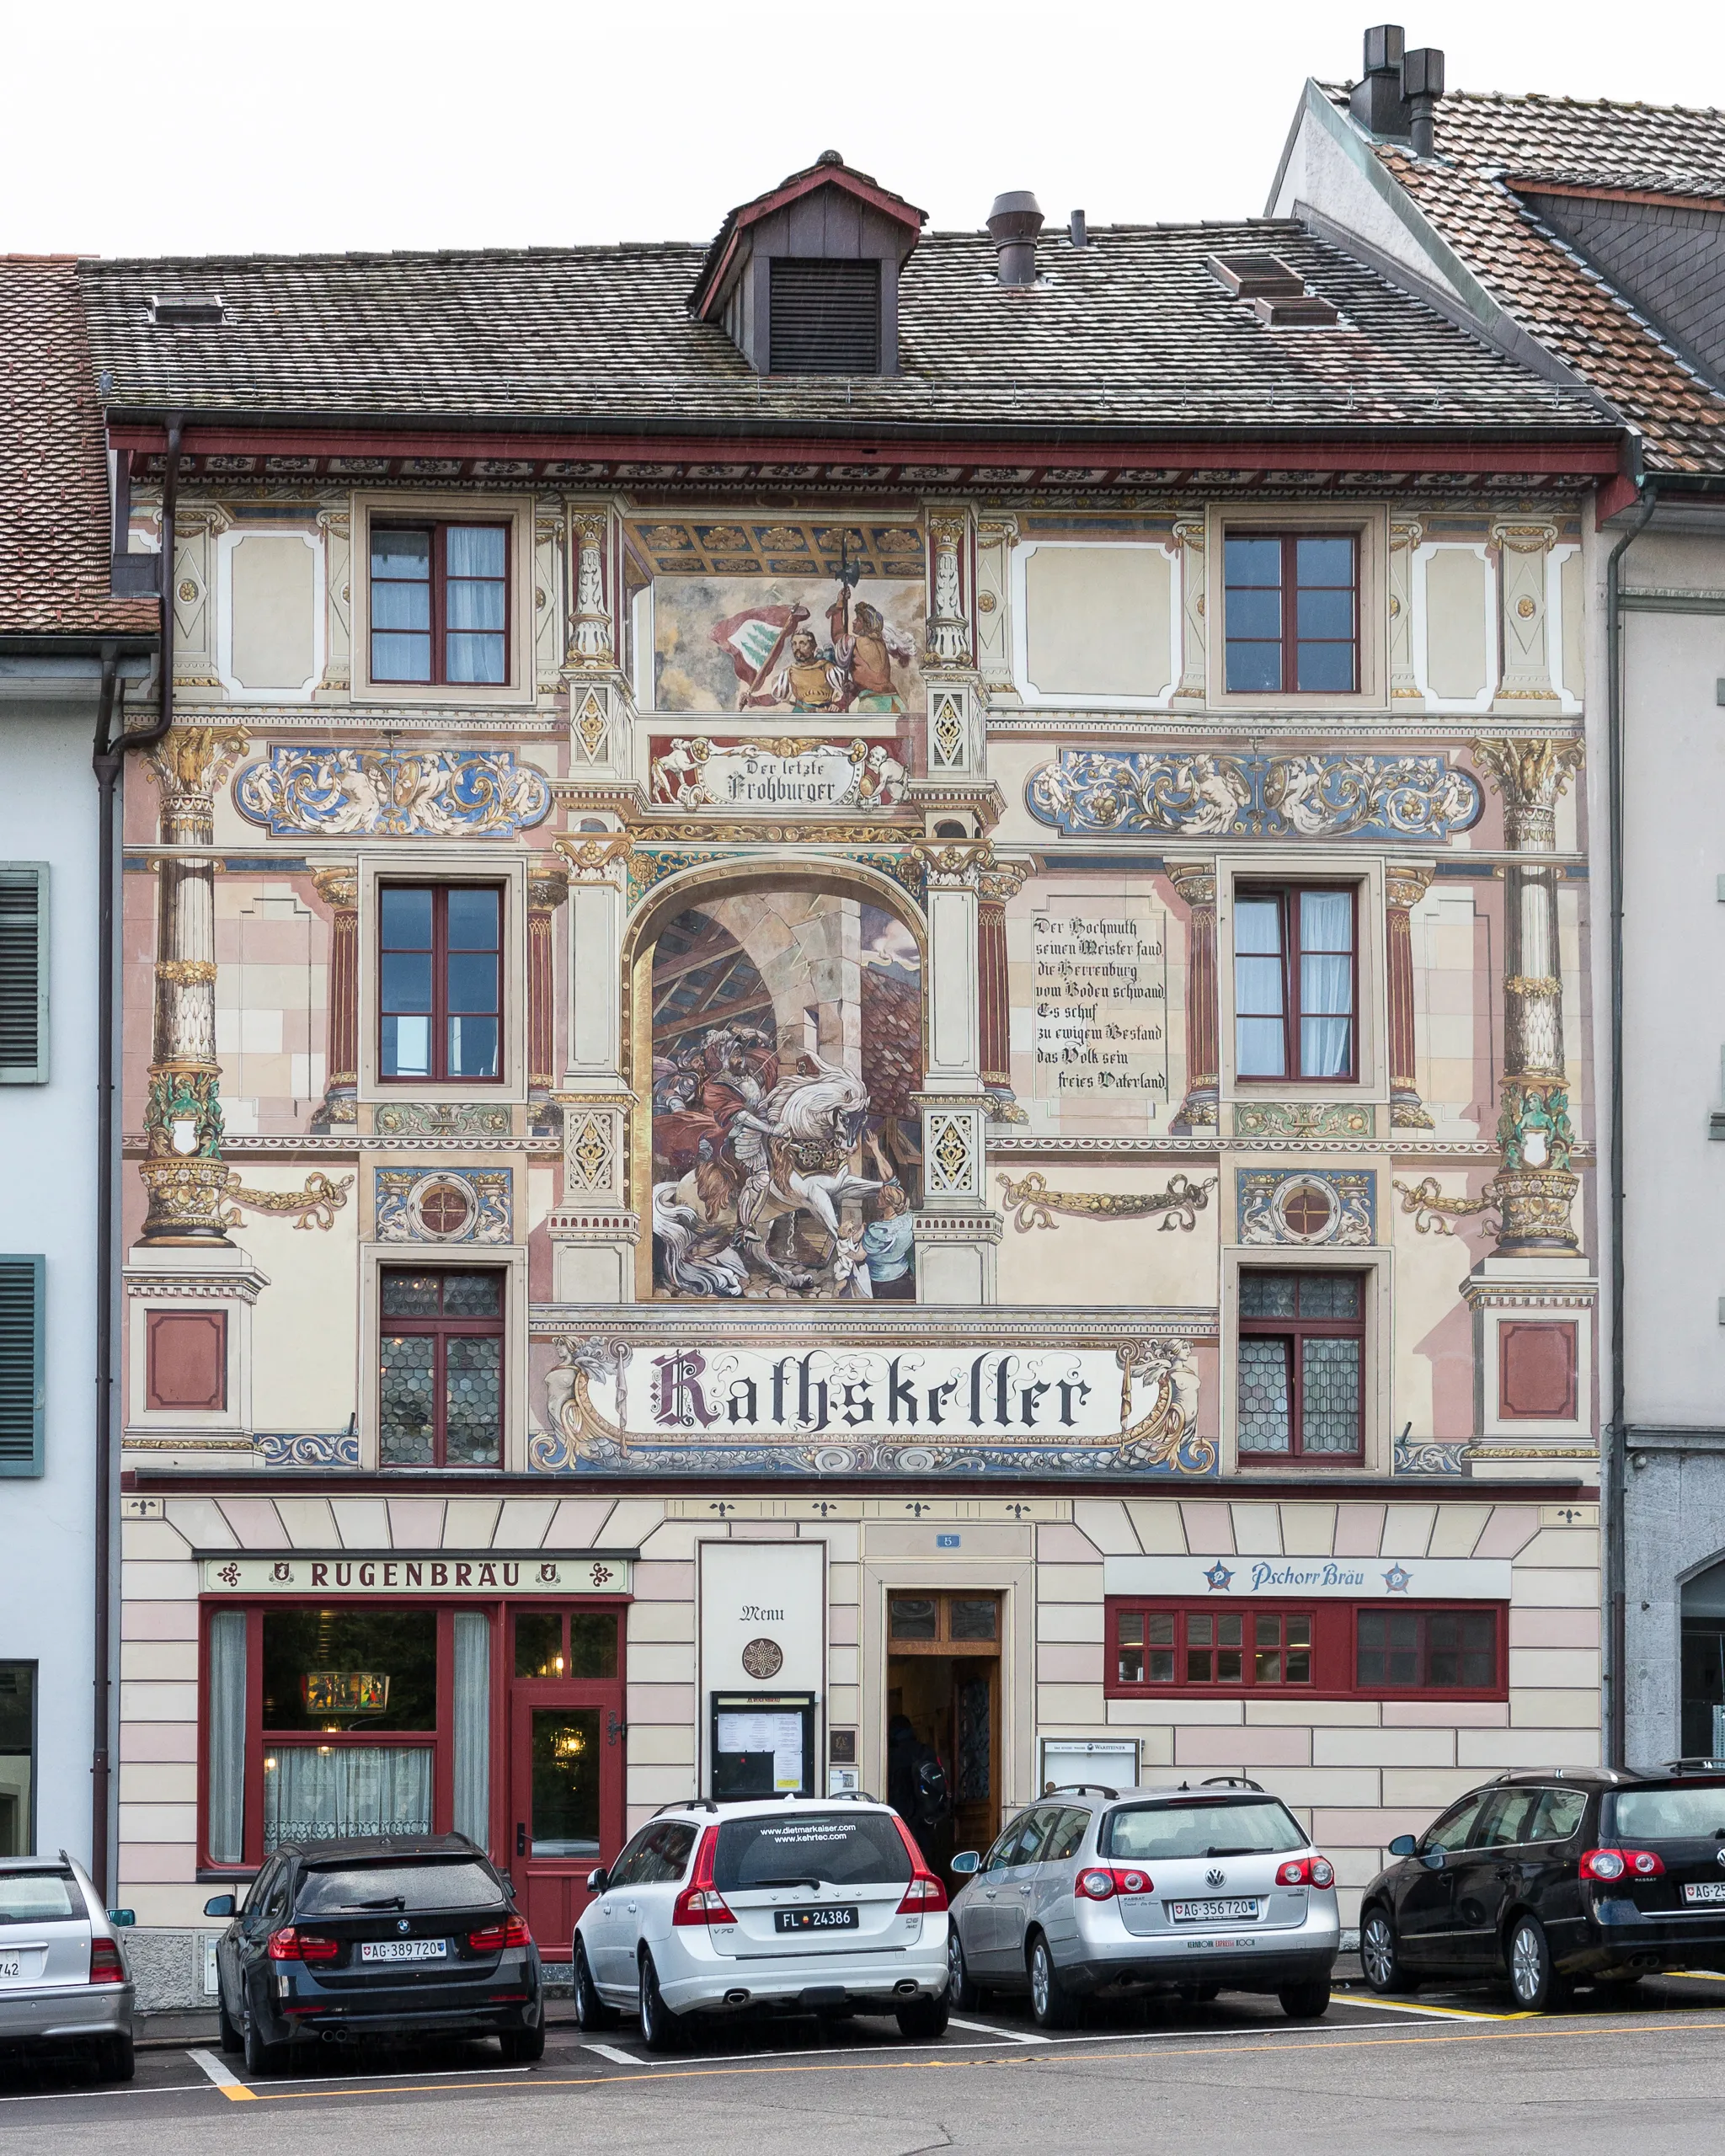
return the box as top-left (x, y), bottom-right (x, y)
top-left (1660, 1757), bottom-right (1725, 1775)
top-left (1044, 1783), bottom-right (1118, 1800)
top-left (1199, 1775), bottom-right (1266, 1794)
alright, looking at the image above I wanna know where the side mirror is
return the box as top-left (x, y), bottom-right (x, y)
top-left (949, 1850), bottom-right (980, 1876)
top-left (585, 1868), bottom-right (609, 1894)
top-left (1386, 1835), bottom-right (1417, 1859)
top-left (107, 1909), bottom-right (136, 1928)
top-left (1421, 1846), bottom-right (1448, 1871)
top-left (203, 1894), bottom-right (237, 1919)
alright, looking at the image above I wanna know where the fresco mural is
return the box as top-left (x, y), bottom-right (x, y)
top-left (649, 890), bottom-right (921, 1301)
top-left (653, 570), bottom-right (927, 716)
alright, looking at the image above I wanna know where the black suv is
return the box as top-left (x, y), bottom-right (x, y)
top-left (1359, 1766), bottom-right (1725, 2009)
top-left (206, 1833), bottom-right (542, 2073)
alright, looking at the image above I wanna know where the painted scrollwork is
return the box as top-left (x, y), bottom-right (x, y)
top-left (1115, 1339), bottom-right (1214, 1475)
top-left (223, 1171), bottom-right (355, 1231)
top-left (1392, 1175), bottom-right (1502, 1237)
top-left (533, 1337), bottom-right (632, 1470)
top-left (998, 1171), bottom-right (1216, 1233)
top-left (1028, 751), bottom-right (1483, 841)
top-left (233, 747), bottom-right (552, 838)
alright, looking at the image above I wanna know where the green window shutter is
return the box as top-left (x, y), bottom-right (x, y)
top-left (0, 865), bottom-right (47, 1084)
top-left (0, 1257), bottom-right (44, 1476)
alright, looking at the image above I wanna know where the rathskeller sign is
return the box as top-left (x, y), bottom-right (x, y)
top-left (531, 1336), bottom-right (1215, 1479)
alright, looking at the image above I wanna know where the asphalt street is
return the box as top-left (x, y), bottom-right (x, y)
top-left (4, 1974), bottom-right (1725, 2154)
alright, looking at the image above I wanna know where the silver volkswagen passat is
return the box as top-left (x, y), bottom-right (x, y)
top-left (946, 1779), bottom-right (1339, 2028)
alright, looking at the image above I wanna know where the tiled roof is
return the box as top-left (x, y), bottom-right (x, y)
top-left (1321, 86), bottom-right (1725, 473)
top-left (77, 221), bottom-right (1607, 441)
top-left (0, 258), bottom-right (158, 639)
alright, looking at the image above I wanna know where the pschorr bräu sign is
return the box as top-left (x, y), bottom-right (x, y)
top-left (200, 1555), bottom-right (630, 1595)
top-left (532, 1337), bottom-right (1215, 1478)
top-left (1103, 1556), bottom-right (1514, 1601)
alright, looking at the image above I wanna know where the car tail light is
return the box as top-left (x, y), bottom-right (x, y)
top-left (1581, 1848), bottom-right (1664, 1881)
top-left (1277, 1856), bottom-right (1336, 1889)
top-left (267, 1926), bottom-right (339, 1963)
top-left (889, 1815), bottom-right (948, 1913)
top-left (671, 1828), bottom-right (737, 1927)
top-left (88, 1940), bottom-right (127, 1985)
top-left (1076, 1865), bottom-right (1153, 1900)
top-left (468, 1914), bottom-right (532, 1953)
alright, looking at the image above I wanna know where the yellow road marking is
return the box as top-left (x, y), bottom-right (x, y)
top-left (187, 2048), bottom-right (258, 2102)
top-left (232, 2013), bottom-right (1725, 2105)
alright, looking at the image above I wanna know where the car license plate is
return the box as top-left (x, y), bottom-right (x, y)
top-left (1169, 1898), bottom-right (1262, 1924)
top-left (1683, 1882), bottom-right (1725, 1904)
top-left (359, 1938), bottom-right (449, 1962)
top-left (774, 1907), bottom-right (858, 1933)
top-left (0, 1957), bottom-right (20, 1980)
top-left (0, 1950), bottom-right (42, 1983)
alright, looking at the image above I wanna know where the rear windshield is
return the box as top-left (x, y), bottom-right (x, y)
top-left (713, 1812), bottom-right (912, 1893)
top-left (295, 1860), bottom-right (504, 1916)
top-left (0, 1871), bottom-right (82, 1924)
top-left (1102, 1799), bottom-right (1307, 1862)
top-left (1607, 1785), bottom-right (1725, 1844)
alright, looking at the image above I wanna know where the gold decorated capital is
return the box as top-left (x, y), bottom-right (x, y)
top-left (146, 724), bottom-right (250, 809)
top-left (312, 866), bottom-right (359, 912)
top-left (1386, 864), bottom-right (1435, 912)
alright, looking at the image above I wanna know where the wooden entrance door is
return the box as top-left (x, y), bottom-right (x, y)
top-left (505, 1606), bottom-right (625, 1954)
top-left (885, 1591), bottom-right (1002, 1874)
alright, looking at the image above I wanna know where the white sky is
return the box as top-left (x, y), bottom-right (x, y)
top-left (8, 0), bottom-right (1722, 260)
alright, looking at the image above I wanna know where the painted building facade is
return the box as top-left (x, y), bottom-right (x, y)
top-left (82, 157), bottom-right (1624, 1999)
top-left (1269, 38), bottom-right (1725, 1771)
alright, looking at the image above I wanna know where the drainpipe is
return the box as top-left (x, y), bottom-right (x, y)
top-left (89, 413), bottom-right (182, 1897)
top-left (1604, 476), bottom-right (1658, 1771)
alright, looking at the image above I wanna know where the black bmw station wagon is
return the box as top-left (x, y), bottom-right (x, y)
top-left (1359, 1767), bottom-right (1725, 2009)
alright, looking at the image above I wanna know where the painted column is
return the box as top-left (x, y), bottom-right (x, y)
top-left (925, 514), bottom-right (971, 668)
top-left (1168, 861), bottom-right (1219, 1132)
top-left (1471, 736), bottom-right (1584, 1251)
top-left (139, 727), bottom-right (248, 1243)
top-left (312, 866), bottom-right (359, 1129)
top-left (567, 509), bottom-right (614, 668)
top-left (1386, 863), bottom-right (1434, 1129)
top-left (527, 861), bottom-right (570, 1094)
top-left (977, 887), bottom-right (1012, 1092)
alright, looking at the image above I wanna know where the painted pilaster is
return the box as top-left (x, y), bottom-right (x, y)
top-left (318, 510), bottom-right (352, 693)
top-left (1389, 519), bottom-right (1423, 703)
top-left (139, 727), bottom-right (248, 1243)
top-left (550, 832), bottom-right (636, 1301)
top-left (1168, 861), bottom-right (1219, 1132)
top-left (1386, 862), bottom-right (1435, 1129)
top-left (1493, 520), bottom-right (1562, 708)
top-left (311, 866), bottom-right (358, 1130)
top-left (1472, 736), bottom-right (1584, 1251)
top-left (1173, 520), bottom-right (1207, 702)
top-left (924, 512), bottom-right (972, 668)
top-left (528, 862), bottom-right (570, 1094)
top-left (973, 516), bottom-right (1017, 698)
top-left (563, 501), bottom-right (634, 782)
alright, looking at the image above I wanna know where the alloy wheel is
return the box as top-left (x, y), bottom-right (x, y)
top-left (1361, 1913), bottom-right (1396, 1991)
top-left (1510, 1921), bottom-right (1545, 2007)
top-left (1030, 1941), bottom-right (1049, 2019)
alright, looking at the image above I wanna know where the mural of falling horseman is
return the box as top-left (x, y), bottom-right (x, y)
top-left (649, 889), bottom-right (921, 1300)
top-left (651, 563), bottom-right (926, 717)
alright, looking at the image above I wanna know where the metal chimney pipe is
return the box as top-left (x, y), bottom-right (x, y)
top-left (988, 191), bottom-right (1044, 286)
top-left (1402, 45), bottom-right (1445, 157)
top-left (1069, 209), bottom-right (1087, 248)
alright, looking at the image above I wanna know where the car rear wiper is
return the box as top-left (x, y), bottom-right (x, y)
top-left (1203, 1847), bottom-right (1264, 1858)
top-left (337, 1896), bottom-right (407, 1910)
top-left (750, 1876), bottom-right (825, 1890)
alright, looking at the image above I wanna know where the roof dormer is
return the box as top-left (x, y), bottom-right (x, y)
top-left (689, 150), bottom-right (926, 376)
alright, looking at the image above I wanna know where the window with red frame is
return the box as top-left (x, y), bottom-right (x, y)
top-left (1233, 886), bottom-right (1357, 1081)
top-left (379, 1268), bottom-right (504, 1468)
top-left (1106, 1599), bottom-right (1506, 1700)
top-left (380, 884), bottom-right (503, 1084)
top-left (371, 523), bottom-right (510, 686)
top-left (1237, 1269), bottom-right (1365, 1459)
top-left (1223, 533), bottom-right (1358, 693)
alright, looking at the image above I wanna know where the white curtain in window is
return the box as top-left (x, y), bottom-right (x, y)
top-left (206, 1610), bottom-right (247, 1865)
top-left (451, 1611), bottom-right (490, 1849)
top-left (1298, 891), bottom-right (1353, 1078)
top-left (1233, 896), bottom-right (1286, 1078)
top-left (264, 1745), bottom-right (433, 1849)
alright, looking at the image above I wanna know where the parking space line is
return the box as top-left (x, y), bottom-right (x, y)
top-left (947, 2017), bottom-right (1051, 2045)
top-left (579, 2043), bottom-right (640, 2065)
top-left (1331, 1998), bottom-right (1519, 2024)
top-left (188, 2048), bottom-right (257, 2102)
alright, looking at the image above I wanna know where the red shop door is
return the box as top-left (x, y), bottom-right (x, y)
top-left (505, 1608), bottom-right (626, 1955)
